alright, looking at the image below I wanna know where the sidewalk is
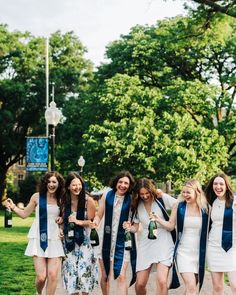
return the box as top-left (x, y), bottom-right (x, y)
top-left (53, 267), bottom-right (231, 295)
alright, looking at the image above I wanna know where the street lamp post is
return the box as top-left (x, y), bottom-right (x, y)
top-left (78, 156), bottom-right (85, 175)
top-left (45, 100), bottom-right (62, 171)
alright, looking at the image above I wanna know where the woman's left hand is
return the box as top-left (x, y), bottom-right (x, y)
top-left (55, 216), bottom-right (63, 224)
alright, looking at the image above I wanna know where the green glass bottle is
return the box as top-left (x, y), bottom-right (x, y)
top-left (148, 217), bottom-right (157, 239)
top-left (124, 229), bottom-right (132, 250)
top-left (4, 208), bottom-right (12, 228)
top-left (90, 228), bottom-right (99, 246)
top-left (68, 212), bottom-right (76, 239)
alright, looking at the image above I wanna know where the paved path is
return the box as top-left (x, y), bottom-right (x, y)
top-left (52, 267), bottom-right (231, 295)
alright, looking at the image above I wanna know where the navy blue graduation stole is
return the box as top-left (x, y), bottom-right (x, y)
top-left (129, 209), bottom-right (137, 286)
top-left (222, 200), bottom-right (233, 252)
top-left (39, 193), bottom-right (48, 251)
top-left (155, 198), bottom-right (176, 244)
top-left (169, 201), bottom-right (209, 291)
top-left (64, 201), bottom-right (85, 252)
top-left (198, 207), bottom-right (209, 290)
top-left (102, 190), bottom-right (132, 281)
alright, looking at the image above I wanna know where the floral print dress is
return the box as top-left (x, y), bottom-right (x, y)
top-left (62, 211), bottom-right (98, 294)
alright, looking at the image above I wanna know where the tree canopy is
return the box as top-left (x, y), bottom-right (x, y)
top-left (0, 25), bottom-right (93, 199)
top-left (188, 0), bottom-right (236, 18)
top-left (81, 13), bottom-right (235, 188)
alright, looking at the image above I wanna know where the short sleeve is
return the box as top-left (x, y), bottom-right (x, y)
top-left (133, 211), bottom-right (140, 224)
top-left (163, 193), bottom-right (177, 210)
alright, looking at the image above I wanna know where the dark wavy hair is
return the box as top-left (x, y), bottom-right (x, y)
top-left (205, 173), bottom-right (233, 208)
top-left (109, 170), bottom-right (135, 193)
top-left (131, 178), bottom-right (158, 211)
top-left (62, 172), bottom-right (86, 210)
top-left (39, 171), bottom-right (65, 207)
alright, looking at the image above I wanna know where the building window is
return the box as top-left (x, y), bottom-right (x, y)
top-left (18, 158), bottom-right (24, 166)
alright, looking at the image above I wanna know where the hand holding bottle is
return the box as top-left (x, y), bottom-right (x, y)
top-left (68, 213), bottom-right (77, 223)
top-left (149, 212), bottom-right (160, 223)
top-left (6, 198), bottom-right (16, 210)
top-left (123, 221), bottom-right (132, 230)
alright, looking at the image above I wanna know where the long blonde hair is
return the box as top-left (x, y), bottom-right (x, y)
top-left (178, 179), bottom-right (208, 211)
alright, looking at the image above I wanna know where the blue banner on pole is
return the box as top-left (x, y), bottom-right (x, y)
top-left (26, 137), bottom-right (48, 171)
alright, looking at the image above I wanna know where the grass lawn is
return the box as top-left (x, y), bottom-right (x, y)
top-left (0, 211), bottom-right (35, 294)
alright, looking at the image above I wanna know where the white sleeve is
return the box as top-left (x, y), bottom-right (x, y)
top-left (133, 209), bottom-right (140, 223)
top-left (163, 193), bottom-right (177, 210)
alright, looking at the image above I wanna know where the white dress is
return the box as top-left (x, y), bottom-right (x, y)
top-left (207, 197), bottom-right (236, 272)
top-left (134, 201), bottom-right (174, 272)
top-left (176, 216), bottom-right (202, 273)
top-left (25, 204), bottom-right (65, 258)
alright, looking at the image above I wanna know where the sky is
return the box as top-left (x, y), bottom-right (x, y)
top-left (0, 0), bottom-right (185, 66)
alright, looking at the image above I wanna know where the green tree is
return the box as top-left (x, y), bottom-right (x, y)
top-left (0, 25), bottom-right (93, 201)
top-left (186, 0), bottom-right (236, 18)
top-left (83, 73), bottom-right (228, 187)
top-left (83, 14), bottom-right (235, 186)
top-left (19, 174), bottom-right (39, 205)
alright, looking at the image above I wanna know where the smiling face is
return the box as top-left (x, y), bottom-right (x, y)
top-left (181, 185), bottom-right (196, 204)
top-left (116, 176), bottom-right (130, 196)
top-left (68, 177), bottom-right (82, 197)
top-left (139, 187), bottom-right (151, 203)
top-left (213, 176), bottom-right (226, 200)
top-left (47, 176), bottom-right (59, 194)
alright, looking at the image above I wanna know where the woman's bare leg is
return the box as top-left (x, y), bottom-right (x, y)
top-left (156, 263), bottom-right (169, 295)
top-left (210, 272), bottom-right (224, 295)
top-left (46, 257), bottom-right (61, 295)
top-left (33, 256), bottom-right (47, 295)
top-left (115, 261), bottom-right (129, 295)
top-left (135, 267), bottom-right (151, 295)
top-left (99, 259), bottom-right (112, 295)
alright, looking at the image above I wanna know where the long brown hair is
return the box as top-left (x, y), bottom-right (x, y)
top-left (62, 172), bottom-right (86, 210)
top-left (131, 178), bottom-right (158, 211)
top-left (205, 173), bottom-right (233, 208)
top-left (39, 171), bottom-right (65, 206)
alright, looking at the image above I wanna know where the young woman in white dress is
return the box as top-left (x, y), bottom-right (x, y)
top-left (154, 179), bottom-right (209, 295)
top-left (123, 178), bottom-right (177, 295)
top-left (93, 170), bottom-right (135, 295)
top-left (205, 173), bottom-right (236, 295)
top-left (6, 171), bottom-right (65, 295)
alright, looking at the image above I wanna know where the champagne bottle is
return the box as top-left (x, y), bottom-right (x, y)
top-left (148, 216), bottom-right (157, 239)
top-left (90, 228), bottom-right (99, 246)
top-left (68, 212), bottom-right (76, 239)
top-left (124, 229), bottom-right (132, 250)
top-left (5, 208), bottom-right (12, 228)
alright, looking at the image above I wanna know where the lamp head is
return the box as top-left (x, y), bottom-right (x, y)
top-left (45, 101), bottom-right (62, 126)
top-left (78, 155), bottom-right (85, 168)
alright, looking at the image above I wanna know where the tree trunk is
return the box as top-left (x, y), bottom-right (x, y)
top-left (0, 166), bottom-right (8, 206)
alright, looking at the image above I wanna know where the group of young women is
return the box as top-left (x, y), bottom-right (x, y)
top-left (5, 170), bottom-right (236, 295)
